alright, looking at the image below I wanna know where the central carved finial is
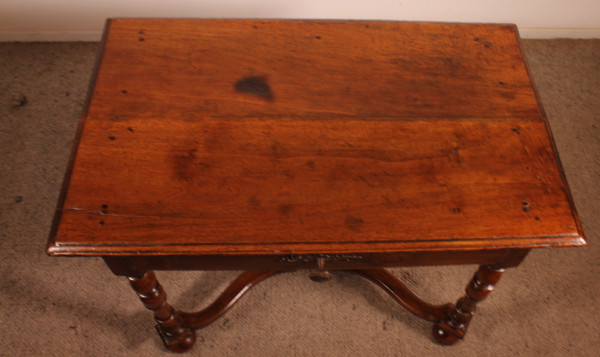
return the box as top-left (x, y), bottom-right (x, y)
top-left (309, 257), bottom-right (332, 282)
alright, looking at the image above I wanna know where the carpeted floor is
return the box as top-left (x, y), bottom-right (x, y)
top-left (0, 39), bottom-right (598, 356)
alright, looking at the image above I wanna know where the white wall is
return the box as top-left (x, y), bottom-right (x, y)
top-left (1, 0), bottom-right (599, 41)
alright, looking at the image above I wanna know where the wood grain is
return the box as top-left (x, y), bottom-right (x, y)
top-left (51, 116), bottom-right (581, 254)
top-left (88, 20), bottom-right (541, 120)
top-left (47, 19), bottom-right (585, 256)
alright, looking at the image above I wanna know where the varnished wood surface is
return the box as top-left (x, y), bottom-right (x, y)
top-left (103, 249), bottom-right (529, 273)
top-left (47, 19), bottom-right (585, 256)
top-left (88, 20), bottom-right (541, 120)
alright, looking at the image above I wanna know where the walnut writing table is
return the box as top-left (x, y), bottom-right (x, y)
top-left (47, 19), bottom-right (586, 352)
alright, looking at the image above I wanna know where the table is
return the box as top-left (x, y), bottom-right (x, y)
top-left (47, 19), bottom-right (586, 353)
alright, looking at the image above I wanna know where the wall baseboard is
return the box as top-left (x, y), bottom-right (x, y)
top-left (1, 27), bottom-right (599, 42)
top-left (519, 27), bottom-right (600, 39)
top-left (0, 31), bottom-right (102, 42)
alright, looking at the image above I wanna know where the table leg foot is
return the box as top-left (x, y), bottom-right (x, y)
top-left (432, 322), bottom-right (462, 345)
top-left (128, 271), bottom-right (196, 353)
top-left (155, 323), bottom-right (196, 353)
top-left (432, 264), bottom-right (504, 345)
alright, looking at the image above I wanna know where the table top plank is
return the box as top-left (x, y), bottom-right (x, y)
top-left (87, 19), bottom-right (541, 120)
top-left (48, 19), bottom-right (585, 256)
top-left (51, 116), bottom-right (582, 255)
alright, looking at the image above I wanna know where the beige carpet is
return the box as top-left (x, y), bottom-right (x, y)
top-left (1, 40), bottom-right (598, 356)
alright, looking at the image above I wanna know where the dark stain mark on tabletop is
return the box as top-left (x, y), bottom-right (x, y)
top-left (235, 76), bottom-right (274, 101)
top-left (271, 142), bottom-right (284, 161)
top-left (500, 91), bottom-right (516, 100)
top-left (196, 162), bottom-right (211, 170)
top-left (345, 215), bottom-right (364, 233)
top-left (278, 204), bottom-right (294, 215)
top-left (172, 147), bottom-right (199, 181)
top-left (248, 196), bottom-right (261, 207)
top-left (511, 127), bottom-right (520, 135)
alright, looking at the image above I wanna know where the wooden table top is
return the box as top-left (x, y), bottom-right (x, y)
top-left (47, 19), bottom-right (585, 256)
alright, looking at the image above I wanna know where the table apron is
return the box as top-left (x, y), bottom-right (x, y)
top-left (103, 249), bottom-right (530, 276)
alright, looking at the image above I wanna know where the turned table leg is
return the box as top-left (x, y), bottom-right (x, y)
top-left (433, 264), bottom-right (504, 345)
top-left (127, 271), bottom-right (196, 353)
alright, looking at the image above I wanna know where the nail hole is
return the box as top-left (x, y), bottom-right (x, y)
top-left (534, 216), bottom-right (540, 221)
top-left (522, 201), bottom-right (531, 212)
top-left (99, 221), bottom-right (105, 226)
top-left (127, 127), bottom-right (134, 132)
top-left (315, 35), bottom-right (321, 39)
top-left (108, 136), bottom-right (116, 141)
top-left (121, 90), bottom-right (127, 94)
top-left (511, 128), bottom-right (520, 135)
top-left (138, 37), bottom-right (145, 42)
